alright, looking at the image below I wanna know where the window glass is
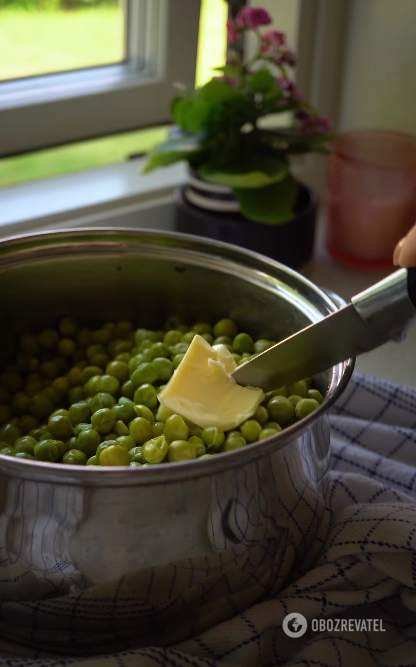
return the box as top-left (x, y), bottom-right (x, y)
top-left (0, 0), bottom-right (126, 82)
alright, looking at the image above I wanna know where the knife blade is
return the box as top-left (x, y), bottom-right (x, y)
top-left (231, 268), bottom-right (416, 392)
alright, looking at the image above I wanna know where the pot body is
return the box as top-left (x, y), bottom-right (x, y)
top-left (174, 172), bottom-right (318, 268)
top-left (0, 230), bottom-right (352, 600)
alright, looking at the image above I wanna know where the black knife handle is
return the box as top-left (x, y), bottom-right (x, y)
top-left (407, 267), bottom-right (416, 309)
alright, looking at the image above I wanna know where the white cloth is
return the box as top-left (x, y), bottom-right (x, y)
top-left (1, 372), bottom-right (416, 666)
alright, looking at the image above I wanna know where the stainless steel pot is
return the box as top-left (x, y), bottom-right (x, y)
top-left (0, 229), bottom-right (353, 601)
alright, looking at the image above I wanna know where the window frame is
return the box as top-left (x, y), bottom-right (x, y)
top-left (0, 0), bottom-right (201, 157)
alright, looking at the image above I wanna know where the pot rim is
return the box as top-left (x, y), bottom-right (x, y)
top-left (0, 228), bottom-right (354, 486)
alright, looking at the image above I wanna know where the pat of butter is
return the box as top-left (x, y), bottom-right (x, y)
top-left (158, 335), bottom-right (264, 431)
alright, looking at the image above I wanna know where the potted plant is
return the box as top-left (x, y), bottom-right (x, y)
top-left (143, 6), bottom-right (333, 268)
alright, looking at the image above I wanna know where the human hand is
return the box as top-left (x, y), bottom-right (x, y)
top-left (393, 225), bottom-right (416, 268)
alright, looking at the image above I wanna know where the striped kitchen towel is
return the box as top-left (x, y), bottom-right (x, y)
top-left (1, 372), bottom-right (416, 666)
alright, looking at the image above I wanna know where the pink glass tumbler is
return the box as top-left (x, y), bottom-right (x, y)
top-left (326, 130), bottom-right (416, 269)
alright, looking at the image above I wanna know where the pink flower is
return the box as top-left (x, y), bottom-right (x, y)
top-left (298, 112), bottom-right (332, 134)
top-left (227, 18), bottom-right (238, 44)
top-left (236, 7), bottom-right (272, 30)
top-left (263, 30), bottom-right (286, 47)
top-left (275, 48), bottom-right (297, 67)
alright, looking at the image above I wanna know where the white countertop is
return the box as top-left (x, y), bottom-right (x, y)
top-left (304, 223), bottom-right (416, 387)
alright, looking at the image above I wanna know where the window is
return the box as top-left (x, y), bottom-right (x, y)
top-left (0, 0), bottom-right (201, 156)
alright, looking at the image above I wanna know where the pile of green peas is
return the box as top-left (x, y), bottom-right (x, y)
top-left (0, 316), bottom-right (324, 467)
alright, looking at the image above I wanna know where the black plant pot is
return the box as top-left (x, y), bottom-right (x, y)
top-left (173, 181), bottom-right (318, 269)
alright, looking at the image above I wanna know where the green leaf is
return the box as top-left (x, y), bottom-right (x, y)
top-left (186, 101), bottom-right (215, 133)
top-left (142, 137), bottom-right (202, 174)
top-left (198, 154), bottom-right (288, 189)
top-left (233, 176), bottom-right (299, 224)
top-left (196, 79), bottom-right (243, 103)
top-left (170, 98), bottom-right (194, 130)
top-left (213, 65), bottom-right (240, 78)
top-left (250, 69), bottom-right (275, 94)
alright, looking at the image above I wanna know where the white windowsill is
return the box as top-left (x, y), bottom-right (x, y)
top-left (0, 157), bottom-right (187, 237)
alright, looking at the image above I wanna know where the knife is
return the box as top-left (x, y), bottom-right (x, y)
top-left (231, 268), bottom-right (416, 391)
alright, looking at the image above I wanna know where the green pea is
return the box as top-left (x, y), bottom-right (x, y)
top-left (19, 415), bottom-right (40, 435)
top-left (96, 439), bottom-right (118, 461)
top-left (65, 436), bottom-right (78, 451)
top-left (295, 398), bottom-right (320, 420)
top-left (63, 449), bottom-right (88, 465)
top-left (0, 387), bottom-right (10, 404)
top-left (138, 339), bottom-right (153, 353)
top-left (213, 319), bottom-right (238, 338)
top-left (259, 427), bottom-right (280, 440)
top-left (41, 386), bottom-right (61, 406)
top-left (0, 446), bottom-right (15, 457)
top-left (187, 422), bottom-right (202, 438)
top-left (28, 428), bottom-right (45, 441)
top-left (14, 436), bottom-right (37, 455)
top-left (48, 415), bottom-right (73, 442)
top-left (264, 387), bottom-right (288, 402)
top-left (114, 352), bottom-right (131, 364)
top-left (58, 317), bottom-right (78, 337)
top-left (77, 428), bottom-right (102, 457)
top-left (76, 328), bottom-right (91, 349)
top-left (201, 427), bottom-right (225, 452)
top-left (148, 342), bottom-right (171, 359)
top-left (233, 333), bottom-right (253, 354)
top-left (133, 384), bottom-right (158, 410)
top-left (34, 440), bottom-right (60, 462)
top-left (267, 396), bottom-right (295, 426)
top-left (129, 446), bottom-right (145, 464)
top-left (114, 321), bottom-right (133, 338)
top-left (168, 439), bottom-right (197, 462)
top-left (52, 376), bottom-right (70, 396)
top-left (253, 406), bottom-right (269, 425)
top-left (114, 420), bottom-right (129, 437)
top-left (100, 444), bottom-right (131, 466)
top-left (117, 396), bottom-right (133, 406)
top-left (224, 430), bottom-right (241, 440)
top-left (240, 419), bottom-right (262, 443)
top-left (20, 333), bottom-right (40, 355)
top-left (74, 423), bottom-right (92, 437)
top-left (121, 380), bottom-right (135, 400)
top-left (87, 455), bottom-right (99, 466)
top-left (181, 331), bottom-right (197, 345)
top-left (288, 380), bottom-right (309, 398)
top-left (173, 354), bottom-right (185, 370)
top-left (91, 408), bottom-right (116, 435)
top-left (0, 423), bottom-right (23, 446)
top-left (84, 375), bottom-right (102, 397)
top-left (128, 354), bottom-right (146, 374)
top-left (116, 435), bottom-right (135, 450)
top-left (0, 405), bottom-right (12, 427)
top-left (188, 435), bottom-right (206, 457)
top-left (58, 338), bottom-right (76, 357)
top-left (29, 393), bottom-right (54, 419)
top-left (98, 375), bottom-right (120, 397)
top-left (287, 395), bottom-right (302, 408)
top-left (152, 421), bottom-right (165, 437)
top-left (106, 361), bottom-right (129, 384)
top-left (163, 330), bottom-right (183, 346)
top-left (142, 436), bottom-right (168, 464)
top-left (213, 336), bottom-right (233, 347)
top-left (81, 366), bottom-right (103, 384)
top-left (90, 392), bottom-right (116, 414)
top-left (50, 409), bottom-right (69, 419)
top-left (132, 404), bottom-right (153, 423)
top-left (165, 414), bottom-right (189, 443)
top-left (16, 452), bottom-right (34, 460)
top-left (38, 328), bottom-right (59, 350)
top-left (171, 342), bottom-right (189, 356)
top-left (12, 392), bottom-right (31, 416)
top-left (151, 358), bottom-right (174, 382)
top-left (135, 328), bottom-right (158, 345)
top-left (253, 339), bottom-right (275, 354)
top-left (110, 402), bottom-right (136, 425)
top-left (68, 401), bottom-right (91, 426)
top-left (129, 417), bottom-right (154, 445)
top-left (131, 363), bottom-right (158, 388)
top-left (222, 436), bottom-right (246, 451)
top-left (308, 389), bottom-right (324, 405)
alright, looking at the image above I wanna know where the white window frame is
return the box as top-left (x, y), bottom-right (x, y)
top-left (0, 0), bottom-right (201, 157)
